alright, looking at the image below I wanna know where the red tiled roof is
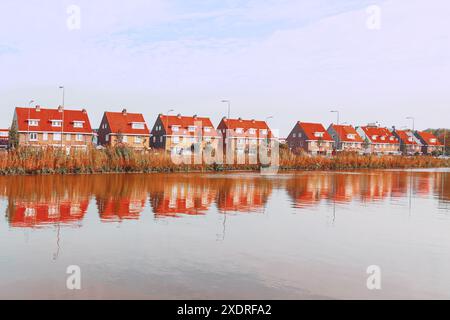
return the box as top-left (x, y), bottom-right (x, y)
top-left (297, 122), bottom-right (333, 141)
top-left (330, 124), bottom-right (364, 143)
top-left (395, 130), bottom-right (418, 145)
top-left (105, 111), bottom-right (150, 135)
top-left (15, 106), bottom-right (93, 134)
top-left (416, 131), bottom-right (443, 146)
top-left (218, 118), bottom-right (272, 138)
top-left (159, 114), bottom-right (218, 136)
top-left (359, 126), bottom-right (399, 144)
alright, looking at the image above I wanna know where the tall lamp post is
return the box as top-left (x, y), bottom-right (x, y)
top-left (27, 99), bottom-right (35, 146)
top-left (59, 86), bottom-right (65, 148)
top-left (222, 100), bottom-right (231, 119)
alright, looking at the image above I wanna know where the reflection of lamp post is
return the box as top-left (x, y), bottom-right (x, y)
top-left (222, 100), bottom-right (231, 119)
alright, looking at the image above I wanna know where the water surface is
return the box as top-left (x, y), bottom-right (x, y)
top-left (0, 169), bottom-right (449, 299)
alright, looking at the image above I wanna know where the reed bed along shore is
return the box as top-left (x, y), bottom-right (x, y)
top-left (0, 147), bottom-right (449, 176)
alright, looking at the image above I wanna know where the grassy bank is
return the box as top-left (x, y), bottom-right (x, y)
top-left (0, 147), bottom-right (449, 175)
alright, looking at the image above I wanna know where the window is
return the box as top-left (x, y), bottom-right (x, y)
top-left (132, 123), bottom-right (145, 130)
top-left (293, 133), bottom-right (296, 138)
top-left (29, 132), bottom-right (38, 141)
top-left (43, 132), bottom-right (48, 141)
top-left (204, 137), bottom-right (211, 142)
top-left (76, 134), bottom-right (83, 142)
top-left (173, 136), bottom-right (180, 143)
top-left (372, 135), bottom-right (378, 140)
top-left (347, 134), bottom-right (355, 140)
top-left (172, 126), bottom-right (179, 132)
top-left (153, 136), bottom-right (156, 142)
top-left (51, 120), bottom-right (62, 127)
top-left (0, 132), bottom-right (8, 137)
top-left (122, 136), bottom-right (128, 143)
top-left (204, 127), bottom-right (211, 133)
top-left (430, 138), bottom-right (437, 143)
top-left (190, 137), bottom-right (196, 143)
top-left (53, 133), bottom-right (62, 141)
top-left (29, 120), bottom-right (39, 126)
top-left (260, 129), bottom-right (268, 135)
top-left (106, 135), bottom-right (109, 142)
top-left (249, 128), bottom-right (256, 135)
top-left (188, 126), bottom-right (196, 132)
top-left (160, 136), bottom-right (163, 143)
top-left (65, 134), bottom-right (71, 141)
top-left (235, 128), bottom-right (243, 134)
top-left (314, 132), bottom-right (324, 138)
top-left (135, 136), bottom-right (142, 144)
top-left (73, 121), bottom-right (84, 128)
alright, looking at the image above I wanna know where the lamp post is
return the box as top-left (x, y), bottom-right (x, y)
top-left (27, 99), bottom-right (35, 146)
top-left (222, 100), bottom-right (231, 119)
top-left (406, 116), bottom-right (415, 132)
top-left (59, 86), bottom-right (65, 148)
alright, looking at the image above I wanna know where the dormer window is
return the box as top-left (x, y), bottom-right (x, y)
top-left (235, 128), bottom-right (244, 134)
top-left (28, 119), bottom-right (39, 126)
top-left (347, 134), bottom-right (355, 140)
top-left (204, 127), bottom-right (211, 133)
top-left (430, 138), bottom-right (436, 143)
top-left (188, 126), bottom-right (196, 132)
top-left (172, 125), bottom-right (180, 132)
top-left (73, 121), bottom-right (84, 128)
top-left (51, 120), bottom-right (62, 127)
top-left (249, 128), bottom-right (256, 135)
top-left (389, 137), bottom-right (394, 141)
top-left (131, 122), bottom-right (145, 130)
top-left (260, 129), bottom-right (268, 135)
top-left (314, 132), bottom-right (324, 138)
top-left (381, 136), bottom-right (386, 141)
top-left (408, 137), bottom-right (413, 142)
top-left (372, 135), bottom-right (378, 140)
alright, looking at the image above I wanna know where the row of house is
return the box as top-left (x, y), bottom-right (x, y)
top-left (1, 105), bottom-right (445, 156)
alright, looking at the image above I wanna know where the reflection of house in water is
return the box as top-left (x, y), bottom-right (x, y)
top-left (96, 197), bottom-right (146, 221)
top-left (8, 200), bottom-right (89, 228)
top-left (286, 174), bottom-right (333, 208)
top-left (149, 177), bottom-right (216, 218)
top-left (216, 178), bottom-right (272, 213)
top-left (2, 175), bottom-right (92, 228)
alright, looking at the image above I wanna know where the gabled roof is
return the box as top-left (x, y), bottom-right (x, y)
top-left (416, 131), bottom-right (443, 146)
top-left (104, 110), bottom-right (150, 135)
top-left (359, 126), bottom-right (399, 144)
top-left (329, 124), bottom-right (364, 143)
top-left (394, 130), bottom-right (419, 145)
top-left (158, 114), bottom-right (218, 136)
top-left (15, 106), bottom-right (93, 133)
top-left (297, 122), bottom-right (333, 141)
top-left (218, 118), bottom-right (272, 138)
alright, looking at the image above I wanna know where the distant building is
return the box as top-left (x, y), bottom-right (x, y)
top-left (414, 131), bottom-right (444, 155)
top-left (11, 105), bottom-right (94, 149)
top-left (327, 124), bottom-right (364, 154)
top-left (216, 117), bottom-right (274, 158)
top-left (150, 114), bottom-right (218, 155)
top-left (97, 109), bottom-right (150, 149)
top-left (356, 124), bottom-right (400, 155)
top-left (0, 129), bottom-right (9, 149)
top-left (286, 122), bottom-right (334, 155)
top-left (392, 129), bottom-right (422, 155)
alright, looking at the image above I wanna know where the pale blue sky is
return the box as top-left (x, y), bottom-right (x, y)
top-left (0, 0), bottom-right (449, 135)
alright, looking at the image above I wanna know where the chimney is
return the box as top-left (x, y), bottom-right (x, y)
top-left (122, 108), bottom-right (127, 115)
top-left (177, 113), bottom-right (181, 119)
top-left (82, 108), bottom-right (87, 114)
top-left (251, 119), bottom-right (255, 123)
top-left (193, 114), bottom-right (198, 119)
top-left (35, 105), bottom-right (41, 112)
top-left (222, 116), bottom-right (227, 121)
top-left (238, 117), bottom-right (242, 122)
top-left (58, 105), bottom-right (64, 112)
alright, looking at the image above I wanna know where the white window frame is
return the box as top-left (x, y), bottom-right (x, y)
top-left (66, 134), bottom-right (71, 141)
top-left (73, 121), bottom-right (84, 128)
top-left (135, 136), bottom-right (142, 144)
top-left (53, 132), bottom-right (62, 141)
top-left (29, 132), bottom-right (38, 141)
top-left (51, 120), bottom-right (62, 127)
top-left (43, 132), bottom-right (48, 141)
top-left (28, 120), bottom-right (39, 127)
top-left (131, 123), bottom-right (145, 130)
top-left (76, 134), bottom-right (83, 142)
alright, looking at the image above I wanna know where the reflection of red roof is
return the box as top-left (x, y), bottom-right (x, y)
top-left (15, 107), bottom-right (93, 133)
top-left (105, 111), bottom-right (150, 135)
top-left (217, 118), bottom-right (272, 138)
top-left (360, 126), bottom-right (399, 144)
top-left (158, 114), bottom-right (218, 136)
top-left (416, 131), bottom-right (443, 146)
top-left (10, 200), bottom-right (88, 228)
top-left (97, 198), bottom-right (145, 221)
top-left (395, 130), bottom-right (418, 145)
top-left (329, 124), bottom-right (364, 143)
top-left (298, 122), bottom-right (333, 141)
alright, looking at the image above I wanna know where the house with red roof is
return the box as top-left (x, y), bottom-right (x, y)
top-left (414, 131), bottom-right (444, 155)
top-left (392, 129), bottom-right (422, 155)
top-left (11, 105), bottom-right (94, 149)
top-left (327, 124), bottom-right (364, 154)
top-left (0, 129), bottom-right (9, 149)
top-left (97, 109), bottom-right (150, 149)
top-left (286, 122), bottom-right (334, 155)
top-left (216, 117), bottom-right (273, 159)
top-left (355, 124), bottom-right (401, 155)
top-left (150, 113), bottom-right (218, 155)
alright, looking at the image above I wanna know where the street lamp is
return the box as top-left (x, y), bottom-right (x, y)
top-left (27, 99), bottom-right (35, 146)
top-left (330, 110), bottom-right (340, 125)
top-left (59, 86), bottom-right (65, 148)
top-left (222, 100), bottom-right (231, 119)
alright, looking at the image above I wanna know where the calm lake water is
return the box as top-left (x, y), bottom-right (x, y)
top-left (0, 169), bottom-right (449, 300)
